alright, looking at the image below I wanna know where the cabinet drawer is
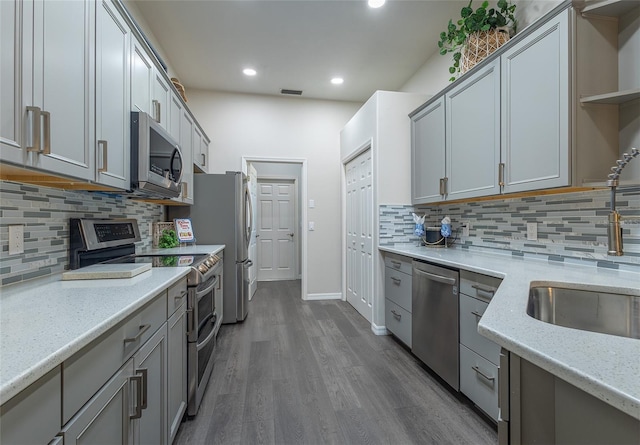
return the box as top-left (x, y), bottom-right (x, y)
top-left (459, 294), bottom-right (500, 365)
top-left (385, 299), bottom-right (411, 348)
top-left (460, 270), bottom-right (501, 302)
top-left (384, 253), bottom-right (413, 276)
top-left (460, 344), bottom-right (499, 422)
top-left (63, 291), bottom-right (167, 423)
top-left (168, 277), bottom-right (188, 315)
top-left (385, 267), bottom-right (412, 312)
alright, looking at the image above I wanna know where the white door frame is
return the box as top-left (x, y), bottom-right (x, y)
top-left (242, 156), bottom-right (307, 300)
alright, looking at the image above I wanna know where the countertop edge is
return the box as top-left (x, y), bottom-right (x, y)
top-left (0, 270), bottom-right (191, 404)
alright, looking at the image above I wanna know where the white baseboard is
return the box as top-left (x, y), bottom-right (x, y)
top-left (305, 292), bottom-right (342, 301)
top-left (371, 322), bottom-right (388, 336)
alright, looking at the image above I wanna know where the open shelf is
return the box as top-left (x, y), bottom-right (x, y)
top-left (582, 0), bottom-right (639, 17)
top-left (580, 88), bottom-right (640, 104)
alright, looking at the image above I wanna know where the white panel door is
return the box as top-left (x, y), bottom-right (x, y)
top-left (248, 164), bottom-right (258, 298)
top-left (346, 149), bottom-right (373, 322)
top-left (257, 180), bottom-right (296, 281)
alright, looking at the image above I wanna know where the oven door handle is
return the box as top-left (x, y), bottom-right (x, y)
top-left (197, 312), bottom-right (215, 334)
top-left (196, 318), bottom-right (217, 352)
top-left (195, 275), bottom-right (219, 301)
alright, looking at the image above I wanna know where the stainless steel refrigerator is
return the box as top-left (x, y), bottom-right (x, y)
top-left (169, 171), bottom-right (252, 323)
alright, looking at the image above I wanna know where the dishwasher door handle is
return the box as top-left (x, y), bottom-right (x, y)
top-left (414, 268), bottom-right (456, 286)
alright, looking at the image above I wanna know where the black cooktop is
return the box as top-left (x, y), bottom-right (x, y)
top-left (105, 254), bottom-right (208, 268)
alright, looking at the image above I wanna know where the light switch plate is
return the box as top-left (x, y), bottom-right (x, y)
top-left (9, 224), bottom-right (24, 255)
top-left (309, 199), bottom-right (315, 208)
top-left (308, 221), bottom-right (315, 231)
top-left (527, 222), bottom-right (538, 241)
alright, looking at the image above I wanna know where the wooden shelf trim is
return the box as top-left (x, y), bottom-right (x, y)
top-left (580, 88), bottom-right (640, 104)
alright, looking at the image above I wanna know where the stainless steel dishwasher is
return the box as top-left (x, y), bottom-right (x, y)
top-left (412, 260), bottom-right (460, 391)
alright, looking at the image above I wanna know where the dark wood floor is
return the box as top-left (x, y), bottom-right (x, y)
top-left (174, 280), bottom-right (497, 445)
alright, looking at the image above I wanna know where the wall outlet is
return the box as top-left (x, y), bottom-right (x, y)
top-left (527, 222), bottom-right (538, 241)
top-left (309, 199), bottom-right (315, 208)
top-left (308, 221), bottom-right (315, 231)
top-left (9, 224), bottom-right (24, 255)
top-left (461, 222), bottom-right (470, 237)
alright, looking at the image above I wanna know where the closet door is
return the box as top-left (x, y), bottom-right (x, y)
top-left (346, 148), bottom-right (373, 322)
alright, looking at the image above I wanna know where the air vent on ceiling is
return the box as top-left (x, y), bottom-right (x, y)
top-left (280, 89), bottom-right (303, 96)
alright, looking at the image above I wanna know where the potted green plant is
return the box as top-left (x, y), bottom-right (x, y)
top-left (158, 229), bottom-right (179, 248)
top-left (438, 0), bottom-right (517, 82)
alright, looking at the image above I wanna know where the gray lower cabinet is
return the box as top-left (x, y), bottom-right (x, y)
top-left (502, 352), bottom-right (640, 445)
top-left (0, 367), bottom-right (61, 445)
top-left (62, 359), bottom-right (135, 444)
top-left (134, 326), bottom-right (168, 445)
top-left (167, 302), bottom-right (188, 443)
top-left (384, 254), bottom-right (412, 347)
top-left (459, 270), bottom-right (502, 422)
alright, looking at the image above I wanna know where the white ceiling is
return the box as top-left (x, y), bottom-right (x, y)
top-left (130, 0), bottom-right (465, 103)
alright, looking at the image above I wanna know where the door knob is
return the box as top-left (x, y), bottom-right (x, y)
top-left (288, 233), bottom-right (294, 237)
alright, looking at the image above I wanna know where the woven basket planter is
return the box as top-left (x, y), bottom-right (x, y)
top-left (460, 29), bottom-right (510, 74)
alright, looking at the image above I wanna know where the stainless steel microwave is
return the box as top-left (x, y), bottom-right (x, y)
top-left (129, 111), bottom-right (183, 199)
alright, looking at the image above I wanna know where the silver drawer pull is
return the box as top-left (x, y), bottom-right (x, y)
top-left (123, 324), bottom-right (151, 344)
top-left (391, 277), bottom-right (401, 285)
top-left (390, 310), bottom-right (401, 319)
top-left (472, 365), bottom-right (495, 382)
top-left (471, 310), bottom-right (484, 319)
top-left (390, 260), bottom-right (401, 268)
top-left (174, 290), bottom-right (187, 302)
top-left (472, 284), bottom-right (496, 298)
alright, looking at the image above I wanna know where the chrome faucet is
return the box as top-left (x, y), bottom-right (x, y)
top-left (606, 147), bottom-right (639, 256)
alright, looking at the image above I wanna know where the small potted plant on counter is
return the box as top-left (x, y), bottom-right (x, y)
top-left (438, 0), bottom-right (517, 82)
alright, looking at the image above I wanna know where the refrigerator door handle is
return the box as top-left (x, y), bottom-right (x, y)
top-left (244, 259), bottom-right (253, 268)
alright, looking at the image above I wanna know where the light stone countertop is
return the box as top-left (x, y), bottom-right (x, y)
top-left (0, 244), bottom-right (224, 404)
top-left (379, 244), bottom-right (640, 420)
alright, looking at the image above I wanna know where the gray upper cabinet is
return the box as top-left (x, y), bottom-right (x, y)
top-left (131, 38), bottom-right (153, 114)
top-left (0, 0), bottom-right (25, 166)
top-left (446, 59), bottom-right (501, 200)
top-left (95, 0), bottom-right (131, 190)
top-left (28, 0), bottom-right (95, 181)
top-left (501, 8), bottom-right (569, 194)
top-left (411, 97), bottom-right (446, 204)
top-left (153, 69), bottom-right (171, 131)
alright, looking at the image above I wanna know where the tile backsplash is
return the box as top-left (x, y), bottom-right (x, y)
top-left (380, 188), bottom-right (640, 271)
top-left (0, 181), bottom-right (165, 285)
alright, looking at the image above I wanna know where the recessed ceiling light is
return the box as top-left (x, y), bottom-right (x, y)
top-left (331, 77), bottom-right (344, 85)
top-left (368, 0), bottom-right (386, 8)
top-left (243, 68), bottom-right (257, 76)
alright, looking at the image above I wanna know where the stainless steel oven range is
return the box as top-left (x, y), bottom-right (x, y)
top-left (69, 218), bottom-right (223, 418)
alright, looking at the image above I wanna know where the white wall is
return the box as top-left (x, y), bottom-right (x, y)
top-left (401, 0), bottom-right (565, 94)
top-left (186, 89), bottom-right (361, 295)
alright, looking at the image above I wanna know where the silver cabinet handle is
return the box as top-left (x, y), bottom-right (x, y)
top-left (391, 277), bottom-right (401, 285)
top-left (182, 182), bottom-right (188, 198)
top-left (97, 140), bottom-right (108, 172)
top-left (390, 260), bottom-right (401, 268)
top-left (26, 106), bottom-right (41, 153)
top-left (499, 162), bottom-right (505, 188)
top-left (391, 310), bottom-right (401, 319)
top-left (439, 177), bottom-right (448, 196)
top-left (41, 110), bottom-right (51, 154)
top-left (130, 373), bottom-right (143, 419)
top-left (201, 153), bottom-right (206, 165)
top-left (136, 368), bottom-right (148, 409)
top-left (472, 284), bottom-right (496, 298)
top-left (152, 99), bottom-right (161, 123)
top-left (123, 324), bottom-right (151, 344)
top-left (174, 290), bottom-right (187, 303)
top-left (472, 365), bottom-right (495, 382)
top-left (471, 310), bottom-right (484, 319)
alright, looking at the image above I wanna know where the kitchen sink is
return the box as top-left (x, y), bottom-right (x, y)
top-left (527, 285), bottom-right (640, 339)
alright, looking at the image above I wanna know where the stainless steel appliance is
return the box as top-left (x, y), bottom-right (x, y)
top-left (169, 171), bottom-right (253, 324)
top-left (411, 260), bottom-right (460, 390)
top-left (68, 218), bottom-right (222, 418)
top-left (129, 111), bottom-right (184, 199)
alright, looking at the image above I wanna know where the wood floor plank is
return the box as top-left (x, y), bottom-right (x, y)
top-left (174, 279), bottom-right (497, 445)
